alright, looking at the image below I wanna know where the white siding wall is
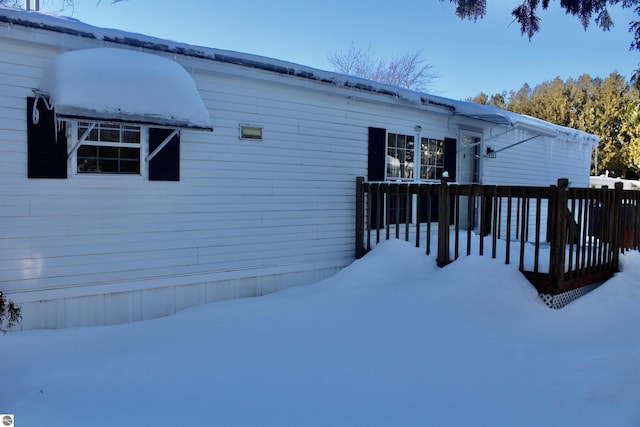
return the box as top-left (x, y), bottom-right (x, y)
top-left (0, 19), bottom-right (594, 330)
top-left (0, 23), bottom-right (455, 329)
top-left (482, 128), bottom-right (593, 187)
top-left (480, 127), bottom-right (594, 245)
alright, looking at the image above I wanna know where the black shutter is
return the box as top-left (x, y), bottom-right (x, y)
top-left (148, 128), bottom-right (180, 181)
top-left (368, 127), bottom-right (386, 228)
top-left (443, 137), bottom-right (456, 182)
top-left (27, 97), bottom-right (67, 179)
top-left (368, 127), bottom-right (386, 181)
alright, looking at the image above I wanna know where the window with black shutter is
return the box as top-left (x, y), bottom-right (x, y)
top-left (28, 111), bottom-right (183, 181)
top-left (27, 48), bottom-right (212, 182)
top-left (368, 127), bottom-right (458, 226)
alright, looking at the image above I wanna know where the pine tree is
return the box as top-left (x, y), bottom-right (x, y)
top-left (470, 73), bottom-right (640, 177)
top-left (443, 0), bottom-right (640, 85)
top-left (507, 83), bottom-right (533, 116)
top-left (0, 291), bottom-right (21, 333)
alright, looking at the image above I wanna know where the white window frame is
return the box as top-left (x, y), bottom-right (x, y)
top-left (384, 128), bottom-right (447, 224)
top-left (386, 131), bottom-right (416, 181)
top-left (419, 136), bottom-right (445, 181)
top-left (67, 120), bottom-right (148, 178)
top-left (385, 129), bottom-right (445, 183)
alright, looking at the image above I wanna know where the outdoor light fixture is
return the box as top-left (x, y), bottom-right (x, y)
top-left (239, 124), bottom-right (263, 141)
top-left (486, 147), bottom-right (496, 158)
top-left (414, 125), bottom-right (422, 133)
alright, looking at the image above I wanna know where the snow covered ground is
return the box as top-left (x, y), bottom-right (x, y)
top-left (2, 240), bottom-right (640, 426)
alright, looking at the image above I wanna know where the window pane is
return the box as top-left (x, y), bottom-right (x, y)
top-left (98, 159), bottom-right (118, 173)
top-left (77, 145), bottom-right (96, 157)
top-left (100, 127), bottom-right (119, 142)
top-left (398, 146), bottom-right (406, 176)
top-left (120, 159), bottom-right (140, 174)
top-left (78, 158), bottom-right (97, 172)
top-left (417, 137), bottom-right (444, 181)
top-left (120, 147), bottom-right (139, 160)
top-left (387, 133), bottom-right (416, 179)
top-left (387, 155), bottom-right (400, 178)
top-left (405, 144), bottom-right (413, 179)
top-left (435, 140), bottom-right (444, 167)
top-left (78, 123), bottom-right (99, 141)
top-left (123, 127), bottom-right (140, 144)
top-left (76, 123), bottom-right (141, 174)
top-left (435, 166), bottom-right (443, 179)
top-left (388, 133), bottom-right (396, 148)
top-left (100, 147), bottom-right (118, 159)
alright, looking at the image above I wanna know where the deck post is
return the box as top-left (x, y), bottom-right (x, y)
top-left (549, 178), bottom-right (569, 294)
top-left (356, 177), bottom-right (365, 258)
top-left (437, 175), bottom-right (451, 267)
top-left (612, 182), bottom-right (624, 265)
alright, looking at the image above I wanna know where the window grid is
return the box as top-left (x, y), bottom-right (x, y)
top-left (387, 132), bottom-right (444, 181)
top-left (387, 133), bottom-right (414, 179)
top-left (76, 122), bottom-right (141, 174)
top-left (420, 137), bottom-right (444, 180)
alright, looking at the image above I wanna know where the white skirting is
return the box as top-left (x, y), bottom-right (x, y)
top-left (12, 267), bottom-right (340, 330)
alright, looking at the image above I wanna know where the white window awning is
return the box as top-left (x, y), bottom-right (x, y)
top-left (37, 48), bottom-right (212, 130)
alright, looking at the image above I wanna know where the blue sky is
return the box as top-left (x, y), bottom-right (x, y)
top-left (58, 0), bottom-right (639, 100)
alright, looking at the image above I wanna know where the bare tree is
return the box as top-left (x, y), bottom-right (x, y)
top-left (328, 44), bottom-right (438, 92)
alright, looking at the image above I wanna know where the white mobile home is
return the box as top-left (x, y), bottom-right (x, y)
top-left (0, 7), bottom-right (598, 329)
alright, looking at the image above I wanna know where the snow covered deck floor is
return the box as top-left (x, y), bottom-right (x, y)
top-left (356, 178), bottom-right (640, 307)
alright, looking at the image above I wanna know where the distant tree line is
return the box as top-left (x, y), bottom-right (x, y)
top-left (469, 72), bottom-right (640, 179)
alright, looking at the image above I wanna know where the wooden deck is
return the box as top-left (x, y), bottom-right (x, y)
top-left (356, 177), bottom-right (640, 302)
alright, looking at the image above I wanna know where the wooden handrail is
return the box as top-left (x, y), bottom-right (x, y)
top-left (355, 177), bottom-right (640, 296)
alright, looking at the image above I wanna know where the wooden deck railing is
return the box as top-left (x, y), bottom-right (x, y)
top-left (356, 177), bottom-right (640, 303)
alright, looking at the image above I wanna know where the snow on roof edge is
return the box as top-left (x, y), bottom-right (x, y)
top-left (37, 47), bottom-right (213, 130)
top-left (0, 6), bottom-right (597, 145)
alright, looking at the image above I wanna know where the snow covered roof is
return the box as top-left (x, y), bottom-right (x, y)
top-left (37, 48), bottom-right (212, 130)
top-left (0, 7), bottom-right (595, 144)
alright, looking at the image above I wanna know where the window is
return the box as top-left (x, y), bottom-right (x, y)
top-left (27, 96), bottom-right (182, 181)
top-left (369, 127), bottom-right (455, 227)
top-left (386, 132), bottom-right (444, 181)
top-left (76, 122), bottom-right (141, 174)
top-left (420, 137), bottom-right (444, 180)
top-left (387, 133), bottom-right (414, 179)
